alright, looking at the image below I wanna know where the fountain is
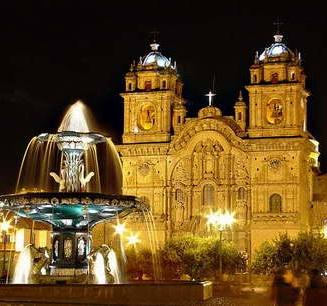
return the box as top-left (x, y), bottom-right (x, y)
top-left (108, 248), bottom-right (121, 283)
top-left (0, 100), bottom-right (212, 305)
top-left (12, 245), bottom-right (32, 284)
top-left (93, 252), bottom-right (106, 284)
top-left (0, 100), bottom-right (146, 283)
top-left (88, 244), bottom-right (121, 284)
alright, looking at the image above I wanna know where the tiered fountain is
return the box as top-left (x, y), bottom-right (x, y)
top-left (0, 101), bottom-right (212, 305)
top-left (0, 101), bottom-right (146, 283)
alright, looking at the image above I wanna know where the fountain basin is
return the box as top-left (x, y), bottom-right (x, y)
top-left (0, 192), bottom-right (146, 229)
top-left (0, 192), bottom-right (146, 275)
top-left (0, 281), bottom-right (213, 305)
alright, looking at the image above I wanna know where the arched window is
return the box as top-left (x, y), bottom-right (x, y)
top-left (128, 82), bottom-right (132, 91)
top-left (162, 80), bottom-right (167, 89)
top-left (291, 72), bottom-right (295, 81)
top-left (203, 184), bottom-right (214, 205)
top-left (269, 193), bottom-right (282, 213)
top-left (253, 74), bottom-right (257, 83)
top-left (237, 187), bottom-right (246, 200)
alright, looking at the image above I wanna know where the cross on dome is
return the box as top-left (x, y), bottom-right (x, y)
top-left (150, 42), bottom-right (160, 51)
top-left (273, 18), bottom-right (283, 35)
top-left (273, 18), bottom-right (284, 42)
top-left (150, 30), bottom-right (160, 51)
top-left (205, 90), bottom-right (216, 106)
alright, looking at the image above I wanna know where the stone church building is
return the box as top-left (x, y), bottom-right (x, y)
top-left (116, 32), bottom-right (327, 257)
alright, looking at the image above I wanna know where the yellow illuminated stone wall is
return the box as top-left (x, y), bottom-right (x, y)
top-left (114, 38), bottom-right (324, 258)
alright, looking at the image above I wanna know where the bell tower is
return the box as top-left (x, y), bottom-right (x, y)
top-left (246, 32), bottom-right (309, 138)
top-left (121, 41), bottom-right (185, 143)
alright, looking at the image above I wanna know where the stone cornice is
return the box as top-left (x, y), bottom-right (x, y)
top-left (117, 143), bottom-right (170, 156)
top-left (118, 135), bottom-right (317, 156)
top-left (120, 90), bottom-right (174, 98)
top-left (245, 137), bottom-right (316, 152)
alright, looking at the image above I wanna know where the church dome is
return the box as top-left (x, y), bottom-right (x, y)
top-left (198, 106), bottom-right (222, 118)
top-left (259, 34), bottom-right (295, 63)
top-left (142, 42), bottom-right (173, 68)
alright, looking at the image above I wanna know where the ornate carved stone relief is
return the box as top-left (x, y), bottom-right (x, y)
top-left (170, 118), bottom-right (246, 153)
top-left (268, 158), bottom-right (282, 171)
top-left (172, 157), bottom-right (191, 185)
top-left (138, 161), bottom-right (153, 176)
top-left (234, 156), bottom-right (250, 182)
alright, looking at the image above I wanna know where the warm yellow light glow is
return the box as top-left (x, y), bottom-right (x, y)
top-left (58, 100), bottom-right (90, 133)
top-left (206, 211), bottom-right (235, 230)
top-left (37, 230), bottom-right (48, 248)
top-left (220, 212), bottom-right (235, 227)
top-left (0, 220), bottom-right (11, 232)
top-left (206, 212), bottom-right (220, 226)
top-left (322, 224), bottom-right (327, 239)
top-left (127, 233), bottom-right (140, 246)
top-left (15, 229), bottom-right (25, 252)
top-left (114, 223), bottom-right (126, 235)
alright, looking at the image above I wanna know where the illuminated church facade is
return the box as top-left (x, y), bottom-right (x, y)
top-left (115, 32), bottom-right (327, 256)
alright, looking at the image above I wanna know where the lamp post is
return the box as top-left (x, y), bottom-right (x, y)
top-left (206, 211), bottom-right (235, 280)
top-left (1, 220), bottom-right (10, 281)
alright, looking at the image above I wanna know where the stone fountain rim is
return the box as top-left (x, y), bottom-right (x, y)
top-left (0, 192), bottom-right (148, 210)
top-left (36, 131), bottom-right (109, 144)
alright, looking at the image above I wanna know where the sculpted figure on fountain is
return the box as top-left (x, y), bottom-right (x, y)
top-left (50, 152), bottom-right (94, 192)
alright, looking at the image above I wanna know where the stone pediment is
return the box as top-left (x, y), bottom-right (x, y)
top-left (170, 117), bottom-right (246, 152)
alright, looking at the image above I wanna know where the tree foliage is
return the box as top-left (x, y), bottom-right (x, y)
top-left (125, 234), bottom-right (246, 280)
top-left (160, 234), bottom-right (246, 280)
top-left (125, 247), bottom-right (154, 280)
top-left (251, 232), bottom-right (327, 274)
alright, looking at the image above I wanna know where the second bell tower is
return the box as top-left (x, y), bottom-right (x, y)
top-left (246, 32), bottom-right (309, 138)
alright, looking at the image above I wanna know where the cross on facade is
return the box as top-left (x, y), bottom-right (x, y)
top-left (205, 90), bottom-right (216, 106)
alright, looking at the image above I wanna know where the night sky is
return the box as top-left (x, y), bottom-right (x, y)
top-left (0, 1), bottom-right (327, 193)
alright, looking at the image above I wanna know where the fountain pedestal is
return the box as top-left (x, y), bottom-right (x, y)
top-left (50, 229), bottom-right (89, 275)
top-left (0, 192), bottom-right (146, 283)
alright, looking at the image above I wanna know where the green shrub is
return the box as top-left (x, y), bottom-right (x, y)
top-left (251, 232), bottom-right (327, 274)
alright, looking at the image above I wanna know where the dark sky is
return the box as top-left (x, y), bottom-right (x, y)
top-left (0, 0), bottom-right (327, 193)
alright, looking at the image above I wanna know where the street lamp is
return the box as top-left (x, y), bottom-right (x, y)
top-left (206, 211), bottom-right (235, 280)
top-left (114, 223), bottom-right (126, 235)
top-left (127, 233), bottom-right (140, 246)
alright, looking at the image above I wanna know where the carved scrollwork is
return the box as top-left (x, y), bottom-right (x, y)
top-left (268, 158), bottom-right (282, 171)
top-left (172, 158), bottom-right (191, 184)
top-left (169, 118), bottom-right (246, 153)
top-left (138, 161), bottom-right (153, 176)
top-left (234, 157), bottom-right (250, 181)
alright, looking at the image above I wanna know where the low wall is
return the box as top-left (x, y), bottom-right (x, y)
top-left (0, 281), bottom-right (213, 305)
